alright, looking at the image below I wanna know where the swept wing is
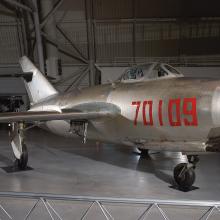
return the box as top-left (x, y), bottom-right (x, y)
top-left (0, 110), bottom-right (117, 123)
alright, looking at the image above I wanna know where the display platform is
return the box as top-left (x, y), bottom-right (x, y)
top-left (0, 127), bottom-right (219, 200)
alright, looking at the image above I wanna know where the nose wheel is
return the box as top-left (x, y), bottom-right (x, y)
top-left (173, 155), bottom-right (199, 190)
top-left (174, 163), bottom-right (195, 190)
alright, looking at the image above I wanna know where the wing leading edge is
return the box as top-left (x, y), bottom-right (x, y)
top-left (0, 110), bottom-right (116, 123)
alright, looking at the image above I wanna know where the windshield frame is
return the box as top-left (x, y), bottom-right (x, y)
top-left (118, 62), bottom-right (183, 83)
top-left (119, 63), bottom-right (155, 82)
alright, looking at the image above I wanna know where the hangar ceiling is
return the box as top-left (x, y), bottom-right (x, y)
top-left (92, 0), bottom-right (220, 18)
top-left (0, 0), bottom-right (220, 90)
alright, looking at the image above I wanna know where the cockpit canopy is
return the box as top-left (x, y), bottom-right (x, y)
top-left (119, 63), bottom-right (183, 83)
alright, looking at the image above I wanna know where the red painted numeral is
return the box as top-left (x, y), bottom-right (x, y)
top-left (143, 100), bottom-right (153, 126)
top-left (132, 97), bottom-right (198, 127)
top-left (168, 98), bottom-right (181, 126)
top-left (183, 97), bottom-right (198, 126)
top-left (158, 100), bottom-right (163, 126)
top-left (132, 101), bottom-right (141, 126)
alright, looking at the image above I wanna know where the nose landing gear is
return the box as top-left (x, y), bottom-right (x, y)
top-left (173, 155), bottom-right (199, 190)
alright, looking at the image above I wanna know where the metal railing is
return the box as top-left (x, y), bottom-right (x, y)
top-left (0, 192), bottom-right (219, 219)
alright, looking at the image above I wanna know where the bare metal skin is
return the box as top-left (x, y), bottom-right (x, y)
top-left (30, 77), bottom-right (220, 153)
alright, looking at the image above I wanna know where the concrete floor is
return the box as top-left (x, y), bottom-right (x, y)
top-left (0, 126), bottom-right (220, 219)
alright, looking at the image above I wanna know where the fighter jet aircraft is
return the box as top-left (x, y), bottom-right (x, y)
top-left (0, 56), bottom-right (220, 190)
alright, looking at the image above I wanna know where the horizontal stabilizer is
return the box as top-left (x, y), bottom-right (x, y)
top-left (0, 72), bottom-right (33, 82)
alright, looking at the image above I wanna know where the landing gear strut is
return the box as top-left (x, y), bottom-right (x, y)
top-left (173, 155), bottom-right (199, 190)
top-left (69, 120), bottom-right (88, 144)
top-left (9, 122), bottom-right (28, 170)
top-left (137, 148), bottom-right (149, 156)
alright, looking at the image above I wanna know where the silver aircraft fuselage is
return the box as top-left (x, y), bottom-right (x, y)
top-left (30, 77), bottom-right (220, 153)
top-left (6, 57), bottom-right (218, 188)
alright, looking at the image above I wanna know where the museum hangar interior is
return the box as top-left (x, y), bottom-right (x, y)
top-left (0, 0), bottom-right (220, 219)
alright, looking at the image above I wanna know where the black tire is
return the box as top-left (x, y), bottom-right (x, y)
top-left (16, 144), bottom-right (28, 170)
top-left (137, 148), bottom-right (149, 155)
top-left (174, 163), bottom-right (195, 190)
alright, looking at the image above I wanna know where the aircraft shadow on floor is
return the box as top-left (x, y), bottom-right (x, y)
top-left (35, 128), bottom-right (200, 192)
top-left (1, 128), bottom-right (199, 191)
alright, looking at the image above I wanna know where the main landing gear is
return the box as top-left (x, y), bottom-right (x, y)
top-left (9, 122), bottom-right (28, 170)
top-left (173, 155), bottom-right (199, 190)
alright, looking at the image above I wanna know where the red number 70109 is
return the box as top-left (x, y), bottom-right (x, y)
top-left (132, 97), bottom-right (198, 127)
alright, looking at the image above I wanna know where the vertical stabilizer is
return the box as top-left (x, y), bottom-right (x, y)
top-left (19, 56), bottom-right (58, 104)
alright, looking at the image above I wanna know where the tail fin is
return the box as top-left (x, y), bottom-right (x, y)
top-left (19, 56), bottom-right (58, 104)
